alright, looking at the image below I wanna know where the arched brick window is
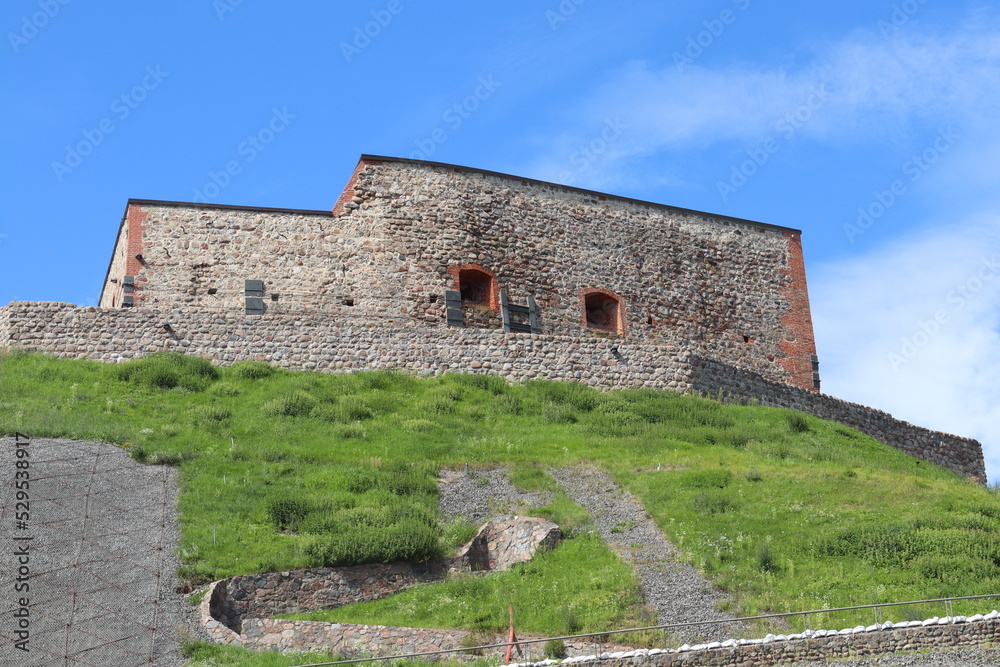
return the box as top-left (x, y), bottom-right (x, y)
top-left (448, 264), bottom-right (499, 310)
top-left (581, 288), bottom-right (626, 335)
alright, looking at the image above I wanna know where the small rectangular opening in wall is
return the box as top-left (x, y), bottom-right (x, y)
top-left (207, 288), bottom-right (218, 295)
top-left (245, 297), bottom-right (265, 314)
top-left (245, 280), bottom-right (264, 297)
top-left (271, 293), bottom-right (279, 301)
top-left (342, 298), bottom-right (354, 306)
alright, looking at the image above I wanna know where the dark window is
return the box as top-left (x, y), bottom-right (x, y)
top-left (583, 291), bottom-right (623, 333)
top-left (459, 268), bottom-right (492, 305)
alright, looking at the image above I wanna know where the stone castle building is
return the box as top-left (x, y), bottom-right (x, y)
top-left (0, 155), bottom-right (985, 479)
top-left (97, 155), bottom-right (820, 392)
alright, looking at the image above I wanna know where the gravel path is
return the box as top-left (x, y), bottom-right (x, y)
top-left (548, 465), bottom-right (745, 644)
top-left (0, 437), bottom-right (199, 667)
top-left (438, 466), bottom-right (553, 524)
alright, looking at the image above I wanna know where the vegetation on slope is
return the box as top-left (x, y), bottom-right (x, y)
top-left (2, 349), bottom-right (1000, 641)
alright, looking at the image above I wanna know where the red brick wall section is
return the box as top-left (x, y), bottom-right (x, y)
top-left (332, 158), bottom-right (381, 217)
top-left (778, 232), bottom-right (818, 392)
top-left (125, 205), bottom-right (148, 305)
top-left (448, 263), bottom-right (500, 311)
top-left (579, 287), bottom-right (627, 336)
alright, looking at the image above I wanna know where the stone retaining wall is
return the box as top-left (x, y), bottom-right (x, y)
top-left (510, 613), bottom-right (1000, 667)
top-left (691, 356), bottom-right (986, 480)
top-left (202, 591), bottom-right (628, 660)
top-left (0, 301), bottom-right (985, 480)
top-left (209, 517), bottom-right (560, 631)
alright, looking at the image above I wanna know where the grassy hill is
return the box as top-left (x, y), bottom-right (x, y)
top-left (3, 349), bottom-right (1000, 649)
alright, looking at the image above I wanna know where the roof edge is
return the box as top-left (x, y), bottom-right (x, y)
top-left (357, 154), bottom-right (803, 235)
top-left (125, 199), bottom-right (333, 216)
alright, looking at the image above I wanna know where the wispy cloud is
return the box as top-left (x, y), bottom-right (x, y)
top-left (524, 19), bottom-right (1000, 184)
top-left (812, 219), bottom-right (1000, 479)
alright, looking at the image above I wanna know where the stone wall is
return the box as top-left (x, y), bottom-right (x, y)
top-left (0, 302), bottom-right (694, 387)
top-left (209, 517), bottom-right (560, 632)
top-left (202, 593), bottom-right (628, 660)
top-left (96, 155), bottom-right (819, 390)
top-left (690, 356), bottom-right (986, 480)
top-left (509, 613), bottom-right (1000, 667)
top-left (0, 301), bottom-right (985, 480)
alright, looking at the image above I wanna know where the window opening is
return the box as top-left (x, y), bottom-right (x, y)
top-left (582, 289), bottom-right (624, 334)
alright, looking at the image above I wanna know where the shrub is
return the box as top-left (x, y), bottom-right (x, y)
top-left (341, 463), bottom-right (438, 497)
top-left (333, 423), bottom-right (367, 439)
top-left (543, 639), bottom-right (567, 660)
top-left (492, 393), bottom-right (527, 415)
top-left (267, 496), bottom-right (312, 532)
top-left (208, 382), bottom-right (242, 397)
top-left (525, 379), bottom-right (601, 411)
top-left (458, 631), bottom-right (493, 656)
top-left (585, 409), bottom-right (645, 437)
top-left (821, 524), bottom-right (919, 566)
top-left (230, 360), bottom-right (275, 379)
top-left (147, 449), bottom-right (195, 466)
top-left (420, 394), bottom-right (457, 415)
top-left (338, 395), bottom-right (375, 421)
top-left (693, 491), bottom-right (737, 515)
top-left (683, 469), bottom-right (733, 489)
top-left (443, 518), bottom-right (479, 549)
top-left (194, 405), bottom-right (231, 423)
top-left (444, 372), bottom-right (509, 395)
top-left (745, 469), bottom-right (762, 482)
top-left (786, 412), bottom-right (811, 433)
top-left (543, 403), bottom-right (579, 424)
top-left (301, 519), bottom-right (443, 567)
top-left (357, 369), bottom-right (415, 391)
top-left (114, 352), bottom-right (218, 391)
top-left (262, 391), bottom-right (318, 417)
top-left (756, 543), bottom-right (779, 573)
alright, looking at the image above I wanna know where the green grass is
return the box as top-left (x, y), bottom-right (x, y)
top-left (3, 349), bottom-right (1000, 639)
top-left (182, 641), bottom-right (500, 667)
top-left (286, 531), bottom-right (653, 637)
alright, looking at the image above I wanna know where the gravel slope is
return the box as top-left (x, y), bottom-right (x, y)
top-left (548, 465), bottom-right (745, 644)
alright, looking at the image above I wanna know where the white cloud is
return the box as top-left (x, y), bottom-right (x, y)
top-left (812, 220), bottom-right (1000, 480)
top-left (524, 19), bottom-right (1000, 184)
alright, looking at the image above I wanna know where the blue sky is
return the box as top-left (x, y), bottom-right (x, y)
top-left (3, 1), bottom-right (999, 478)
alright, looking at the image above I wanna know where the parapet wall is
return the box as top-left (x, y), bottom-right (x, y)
top-left (691, 356), bottom-right (986, 480)
top-left (0, 301), bottom-right (984, 480)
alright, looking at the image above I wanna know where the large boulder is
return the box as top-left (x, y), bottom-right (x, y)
top-left (457, 516), bottom-right (561, 572)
